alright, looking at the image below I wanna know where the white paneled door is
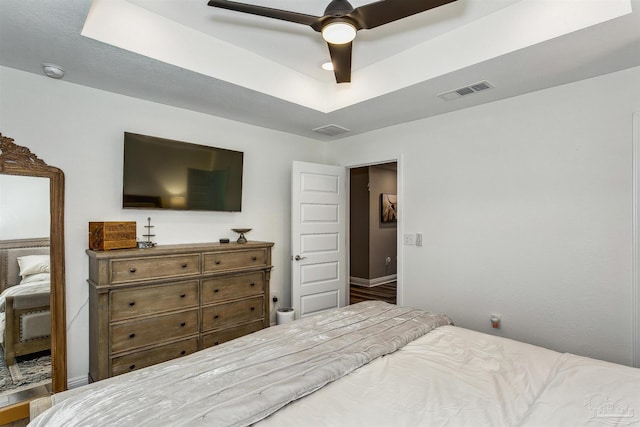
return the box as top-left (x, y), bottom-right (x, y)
top-left (291, 161), bottom-right (347, 319)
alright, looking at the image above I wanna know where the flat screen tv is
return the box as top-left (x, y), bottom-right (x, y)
top-left (123, 132), bottom-right (243, 212)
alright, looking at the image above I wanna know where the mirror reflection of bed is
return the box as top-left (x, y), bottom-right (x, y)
top-left (0, 173), bottom-right (52, 408)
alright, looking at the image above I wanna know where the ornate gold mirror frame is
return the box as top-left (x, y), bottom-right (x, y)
top-left (0, 133), bottom-right (67, 422)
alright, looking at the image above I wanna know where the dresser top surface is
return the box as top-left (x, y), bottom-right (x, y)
top-left (86, 241), bottom-right (274, 259)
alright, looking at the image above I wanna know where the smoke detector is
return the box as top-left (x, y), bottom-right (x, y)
top-left (42, 63), bottom-right (65, 79)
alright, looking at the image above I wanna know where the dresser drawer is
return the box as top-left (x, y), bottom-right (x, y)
top-left (111, 337), bottom-right (198, 377)
top-left (111, 309), bottom-right (198, 353)
top-left (201, 296), bottom-right (264, 332)
top-left (201, 320), bottom-right (264, 348)
top-left (87, 242), bottom-right (273, 381)
top-left (201, 272), bottom-right (264, 304)
top-left (111, 254), bottom-right (200, 284)
top-left (202, 249), bottom-right (267, 273)
top-left (110, 280), bottom-right (199, 321)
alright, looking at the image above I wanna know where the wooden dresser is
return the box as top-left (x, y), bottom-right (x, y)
top-left (87, 241), bottom-right (273, 382)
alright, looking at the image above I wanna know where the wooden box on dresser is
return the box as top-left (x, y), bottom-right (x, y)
top-left (87, 241), bottom-right (273, 382)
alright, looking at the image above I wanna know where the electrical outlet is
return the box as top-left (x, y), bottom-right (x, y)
top-left (403, 233), bottom-right (416, 245)
top-left (490, 313), bottom-right (502, 329)
top-left (415, 233), bottom-right (423, 247)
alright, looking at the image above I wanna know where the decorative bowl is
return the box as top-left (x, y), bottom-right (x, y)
top-left (231, 228), bottom-right (252, 243)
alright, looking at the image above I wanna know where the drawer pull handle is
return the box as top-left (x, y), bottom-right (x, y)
top-left (180, 350), bottom-right (186, 355)
top-left (251, 256), bottom-right (257, 261)
top-left (214, 288), bottom-right (219, 293)
top-left (181, 263), bottom-right (188, 268)
top-left (215, 260), bottom-right (221, 265)
top-left (249, 282), bottom-right (255, 287)
top-left (250, 306), bottom-right (255, 311)
top-left (214, 341), bottom-right (219, 346)
top-left (180, 294), bottom-right (186, 298)
top-left (128, 301), bottom-right (136, 307)
top-left (129, 267), bottom-right (137, 273)
top-left (214, 315), bottom-right (219, 319)
top-left (129, 364), bottom-right (136, 370)
top-left (180, 322), bottom-right (186, 327)
top-left (129, 333), bottom-right (136, 339)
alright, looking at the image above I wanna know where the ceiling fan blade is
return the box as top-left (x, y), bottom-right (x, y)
top-left (208, 0), bottom-right (320, 27)
top-left (350, 0), bottom-right (457, 30)
top-left (328, 42), bottom-right (352, 84)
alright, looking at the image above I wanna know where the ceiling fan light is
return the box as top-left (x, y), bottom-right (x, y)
top-left (322, 22), bottom-right (356, 44)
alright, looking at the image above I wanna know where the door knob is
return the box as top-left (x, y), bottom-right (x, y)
top-left (294, 255), bottom-right (306, 261)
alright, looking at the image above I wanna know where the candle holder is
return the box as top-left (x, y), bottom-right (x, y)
top-left (138, 217), bottom-right (156, 248)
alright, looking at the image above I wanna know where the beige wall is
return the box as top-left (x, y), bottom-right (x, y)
top-left (349, 167), bottom-right (369, 279)
top-left (368, 164), bottom-right (397, 279)
top-left (350, 164), bottom-right (397, 282)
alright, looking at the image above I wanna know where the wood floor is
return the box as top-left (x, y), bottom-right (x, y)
top-left (350, 282), bottom-right (397, 305)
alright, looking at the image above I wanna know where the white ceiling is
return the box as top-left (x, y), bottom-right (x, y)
top-left (1, 0), bottom-right (639, 140)
top-left (128, 0), bottom-right (520, 84)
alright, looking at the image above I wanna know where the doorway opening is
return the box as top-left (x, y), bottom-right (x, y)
top-left (348, 162), bottom-right (397, 305)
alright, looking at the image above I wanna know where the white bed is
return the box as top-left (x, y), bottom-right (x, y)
top-left (29, 301), bottom-right (640, 426)
top-left (0, 242), bottom-right (51, 366)
top-left (260, 326), bottom-right (640, 426)
top-left (0, 281), bottom-right (51, 345)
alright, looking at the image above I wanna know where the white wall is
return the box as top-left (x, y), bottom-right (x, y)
top-left (329, 66), bottom-right (640, 366)
top-left (2, 63), bottom-right (639, 380)
top-left (0, 175), bottom-right (49, 239)
top-left (0, 66), bottom-right (325, 383)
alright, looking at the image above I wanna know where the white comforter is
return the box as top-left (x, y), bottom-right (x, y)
top-left (519, 353), bottom-right (640, 426)
top-left (260, 326), bottom-right (640, 427)
top-left (0, 281), bottom-right (50, 313)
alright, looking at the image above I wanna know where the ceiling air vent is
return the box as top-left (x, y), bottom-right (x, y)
top-left (438, 80), bottom-right (493, 101)
top-left (455, 87), bottom-right (474, 96)
top-left (312, 124), bottom-right (351, 137)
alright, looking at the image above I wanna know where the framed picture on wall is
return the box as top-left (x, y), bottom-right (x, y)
top-left (380, 193), bottom-right (397, 223)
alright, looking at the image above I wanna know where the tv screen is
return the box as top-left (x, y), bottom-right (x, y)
top-left (123, 132), bottom-right (243, 212)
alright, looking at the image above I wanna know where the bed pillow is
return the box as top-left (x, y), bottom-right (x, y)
top-left (20, 272), bottom-right (51, 284)
top-left (17, 255), bottom-right (50, 277)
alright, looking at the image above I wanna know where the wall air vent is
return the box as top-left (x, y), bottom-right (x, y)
top-left (438, 80), bottom-right (494, 101)
top-left (312, 124), bottom-right (351, 137)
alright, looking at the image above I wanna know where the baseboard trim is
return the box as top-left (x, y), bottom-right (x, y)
top-left (67, 375), bottom-right (89, 390)
top-left (350, 274), bottom-right (397, 288)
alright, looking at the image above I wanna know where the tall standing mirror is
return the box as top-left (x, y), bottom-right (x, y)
top-left (0, 134), bottom-right (66, 423)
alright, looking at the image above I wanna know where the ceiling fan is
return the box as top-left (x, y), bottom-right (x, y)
top-left (207, 0), bottom-right (457, 83)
